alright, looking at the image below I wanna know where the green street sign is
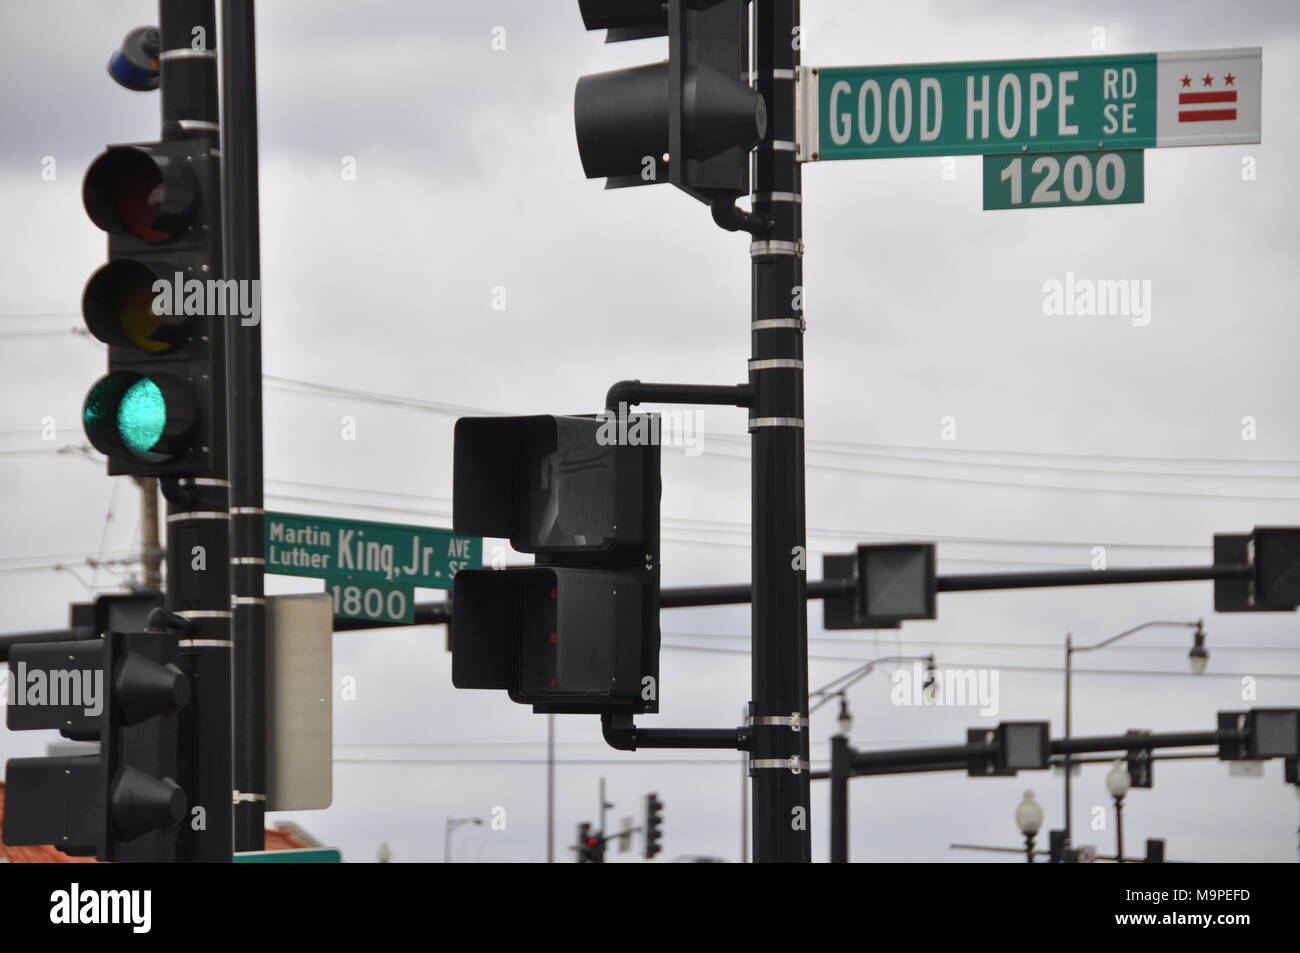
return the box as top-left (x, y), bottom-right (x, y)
top-left (326, 574), bottom-right (414, 625)
top-left (983, 149), bottom-right (1144, 210)
top-left (234, 847), bottom-right (342, 863)
top-left (265, 511), bottom-right (480, 590)
top-left (802, 47), bottom-right (1260, 161)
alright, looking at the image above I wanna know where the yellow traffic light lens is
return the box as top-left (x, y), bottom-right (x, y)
top-left (82, 260), bottom-right (178, 353)
top-left (116, 275), bottom-right (168, 353)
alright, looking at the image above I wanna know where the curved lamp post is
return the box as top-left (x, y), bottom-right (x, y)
top-left (444, 815), bottom-right (483, 863)
top-left (1063, 620), bottom-right (1205, 843)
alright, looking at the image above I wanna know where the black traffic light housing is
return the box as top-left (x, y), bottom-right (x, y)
top-left (967, 722), bottom-right (1050, 777)
top-left (80, 139), bottom-right (223, 477)
top-left (3, 629), bottom-right (189, 861)
top-left (1214, 528), bottom-right (1300, 613)
top-left (451, 414), bottom-right (660, 714)
top-left (821, 553), bottom-right (901, 630)
top-left (644, 792), bottom-right (663, 859)
top-left (1218, 708), bottom-right (1300, 761)
top-left (576, 822), bottom-right (605, 863)
top-left (575, 0), bottom-right (766, 203)
top-left (1125, 729), bottom-right (1154, 789)
top-left (69, 591), bottom-right (164, 637)
top-left (823, 543), bottom-right (937, 630)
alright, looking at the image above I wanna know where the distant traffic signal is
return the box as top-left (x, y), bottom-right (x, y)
top-left (3, 627), bottom-right (189, 861)
top-left (450, 414), bottom-right (660, 714)
top-left (80, 135), bottom-right (223, 477)
top-left (575, 0), bottom-right (766, 204)
top-left (1125, 730), bottom-right (1154, 789)
top-left (1214, 528), bottom-right (1300, 613)
top-left (643, 792), bottom-right (663, 859)
top-left (576, 822), bottom-right (605, 863)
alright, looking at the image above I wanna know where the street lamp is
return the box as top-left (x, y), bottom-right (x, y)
top-left (1063, 620), bottom-right (1205, 844)
top-left (836, 695), bottom-right (853, 736)
top-left (1188, 625), bottom-right (1209, 675)
top-left (1015, 790), bottom-right (1044, 863)
top-left (444, 815), bottom-right (484, 863)
top-left (809, 654), bottom-right (938, 714)
top-left (1107, 760), bottom-right (1132, 863)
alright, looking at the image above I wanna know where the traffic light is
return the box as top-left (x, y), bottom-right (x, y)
top-left (967, 722), bottom-right (1050, 777)
top-left (576, 822), bottom-right (605, 863)
top-left (450, 414), bottom-right (660, 714)
top-left (1217, 708), bottom-right (1300, 761)
top-left (1125, 729), bottom-right (1153, 789)
top-left (3, 628), bottom-right (189, 861)
top-left (80, 133), bottom-right (223, 477)
top-left (1214, 528), bottom-right (1300, 613)
top-left (69, 590), bottom-right (164, 637)
top-left (575, 0), bottom-right (766, 204)
top-left (821, 553), bottom-right (901, 630)
top-left (644, 792), bottom-right (663, 859)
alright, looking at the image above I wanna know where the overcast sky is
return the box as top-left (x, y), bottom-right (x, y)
top-left (1, 0), bottom-right (1298, 863)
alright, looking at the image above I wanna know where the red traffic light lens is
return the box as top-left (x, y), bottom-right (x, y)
top-left (84, 146), bottom-right (198, 242)
top-left (116, 163), bottom-right (167, 241)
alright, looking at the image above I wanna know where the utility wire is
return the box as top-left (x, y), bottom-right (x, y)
top-left (265, 475), bottom-right (1211, 552)
top-left (264, 374), bottom-right (1300, 470)
top-left (261, 489), bottom-right (1080, 568)
top-left (659, 642), bottom-right (1300, 678)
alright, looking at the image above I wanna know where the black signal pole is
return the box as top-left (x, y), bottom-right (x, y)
top-left (749, 0), bottom-right (810, 863)
top-left (158, 0), bottom-right (233, 863)
top-left (220, 0), bottom-right (267, 853)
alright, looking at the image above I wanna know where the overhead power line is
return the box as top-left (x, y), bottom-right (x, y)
top-left (263, 476), bottom-right (1210, 553)
top-left (263, 374), bottom-right (1300, 470)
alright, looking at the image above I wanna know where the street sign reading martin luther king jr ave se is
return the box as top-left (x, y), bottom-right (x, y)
top-left (265, 511), bottom-right (481, 625)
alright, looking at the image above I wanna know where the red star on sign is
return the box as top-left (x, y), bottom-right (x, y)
top-left (1202, 73), bottom-right (1214, 86)
top-left (1224, 72), bottom-right (1236, 85)
top-left (1181, 74), bottom-right (1192, 87)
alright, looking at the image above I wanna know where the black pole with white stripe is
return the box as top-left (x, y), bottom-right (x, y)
top-left (749, 0), bottom-right (811, 862)
top-left (158, 0), bottom-right (233, 863)
top-left (220, 0), bottom-right (268, 853)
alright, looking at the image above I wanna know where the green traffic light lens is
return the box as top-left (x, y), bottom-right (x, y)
top-left (82, 372), bottom-right (182, 464)
top-left (117, 377), bottom-right (167, 456)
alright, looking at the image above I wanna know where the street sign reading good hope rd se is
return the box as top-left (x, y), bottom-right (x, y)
top-left (800, 47), bottom-right (1261, 160)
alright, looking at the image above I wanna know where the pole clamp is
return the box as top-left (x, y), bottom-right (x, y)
top-left (751, 757), bottom-right (810, 774)
top-left (750, 713), bottom-right (809, 731)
